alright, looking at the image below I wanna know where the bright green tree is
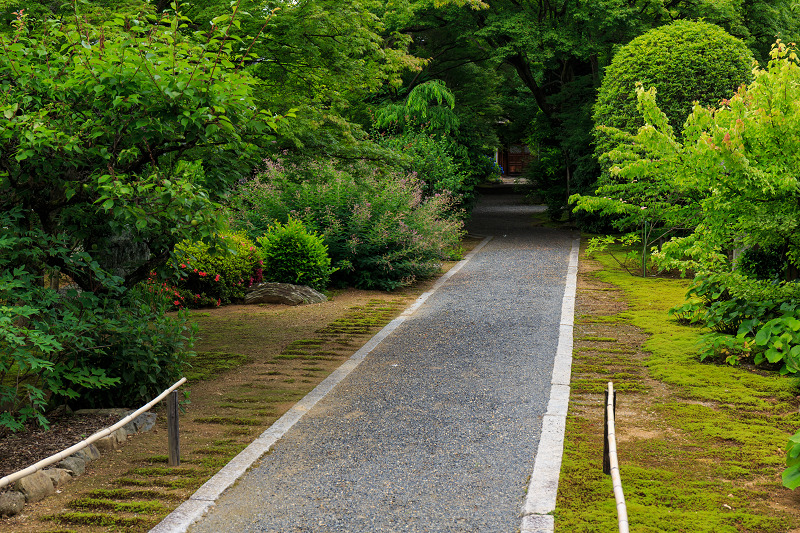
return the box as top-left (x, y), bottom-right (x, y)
top-left (0, 2), bottom-right (280, 428)
top-left (387, 0), bottom-right (800, 218)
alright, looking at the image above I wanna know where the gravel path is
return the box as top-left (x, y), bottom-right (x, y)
top-left (188, 194), bottom-right (575, 533)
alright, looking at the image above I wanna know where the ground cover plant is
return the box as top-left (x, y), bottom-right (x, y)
top-left (557, 244), bottom-right (800, 531)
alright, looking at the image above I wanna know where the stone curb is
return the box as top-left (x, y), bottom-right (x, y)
top-left (519, 237), bottom-right (581, 533)
top-left (0, 410), bottom-right (157, 518)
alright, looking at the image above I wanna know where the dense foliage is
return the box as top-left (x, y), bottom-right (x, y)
top-left (0, 209), bottom-right (194, 430)
top-left (171, 233), bottom-right (264, 308)
top-left (229, 158), bottom-right (463, 291)
top-left (257, 219), bottom-right (333, 292)
top-left (573, 41), bottom-right (800, 487)
top-left (594, 21), bottom-right (753, 138)
top-left (576, 41), bottom-right (800, 322)
top-left (0, 4), bottom-right (276, 428)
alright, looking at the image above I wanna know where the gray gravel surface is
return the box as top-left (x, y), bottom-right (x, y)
top-left (189, 194), bottom-right (575, 533)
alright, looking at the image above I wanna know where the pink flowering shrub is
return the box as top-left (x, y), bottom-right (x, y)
top-left (229, 158), bottom-right (463, 290)
top-left (169, 233), bottom-right (263, 308)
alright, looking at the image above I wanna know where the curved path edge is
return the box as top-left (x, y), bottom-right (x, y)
top-left (520, 237), bottom-right (581, 533)
top-left (149, 236), bottom-right (495, 533)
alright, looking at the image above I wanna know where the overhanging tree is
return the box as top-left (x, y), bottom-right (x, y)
top-left (0, 2), bottom-right (281, 428)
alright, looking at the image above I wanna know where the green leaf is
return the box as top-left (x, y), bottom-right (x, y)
top-left (783, 465), bottom-right (800, 490)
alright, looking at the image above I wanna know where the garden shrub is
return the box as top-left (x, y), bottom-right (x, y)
top-left (594, 20), bottom-right (752, 145)
top-left (0, 209), bottom-right (195, 430)
top-left (228, 158), bottom-right (463, 291)
top-left (257, 219), bottom-right (333, 291)
top-left (377, 132), bottom-right (469, 201)
top-left (737, 246), bottom-right (788, 281)
top-left (171, 233), bottom-right (263, 308)
top-left (68, 283), bottom-right (196, 409)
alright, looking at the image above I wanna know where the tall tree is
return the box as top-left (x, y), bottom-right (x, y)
top-left (388, 0), bottom-right (800, 215)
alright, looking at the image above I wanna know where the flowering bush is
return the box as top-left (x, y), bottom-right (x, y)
top-left (228, 158), bottom-right (463, 290)
top-left (170, 233), bottom-right (263, 308)
top-left (377, 132), bottom-right (468, 200)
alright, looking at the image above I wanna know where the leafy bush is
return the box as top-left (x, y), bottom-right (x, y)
top-left (594, 20), bottom-right (753, 139)
top-left (671, 273), bottom-right (800, 372)
top-left (0, 209), bottom-right (194, 430)
top-left (737, 246), bottom-right (788, 281)
top-left (785, 430), bottom-right (800, 490)
top-left (754, 311), bottom-right (800, 375)
top-left (171, 233), bottom-right (263, 308)
top-left (228, 158), bottom-right (463, 290)
top-left (673, 274), bottom-right (789, 335)
top-left (373, 80), bottom-right (480, 207)
top-left (69, 284), bottom-right (196, 409)
top-left (257, 219), bottom-right (333, 291)
top-left (0, 5), bottom-right (276, 427)
top-left (377, 132), bottom-right (469, 200)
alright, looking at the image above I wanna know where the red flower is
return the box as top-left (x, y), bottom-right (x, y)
top-left (199, 271), bottom-right (207, 277)
top-left (174, 300), bottom-right (180, 305)
top-left (214, 274), bottom-right (220, 282)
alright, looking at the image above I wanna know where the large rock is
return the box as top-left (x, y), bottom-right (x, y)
top-left (74, 443), bottom-right (101, 463)
top-left (58, 456), bottom-right (86, 477)
top-left (0, 490), bottom-right (25, 517)
top-left (43, 468), bottom-right (72, 488)
top-left (245, 282), bottom-right (327, 306)
top-left (123, 411), bottom-right (156, 434)
top-left (95, 434), bottom-right (119, 453)
top-left (15, 470), bottom-right (55, 502)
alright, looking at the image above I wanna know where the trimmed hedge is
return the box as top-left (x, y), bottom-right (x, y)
top-left (257, 219), bottom-right (333, 291)
top-left (594, 20), bottom-right (753, 138)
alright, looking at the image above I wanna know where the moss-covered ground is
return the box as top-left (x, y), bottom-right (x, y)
top-left (556, 245), bottom-right (800, 532)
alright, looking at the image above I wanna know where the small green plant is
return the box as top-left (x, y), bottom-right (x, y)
top-left (257, 218), bottom-right (333, 291)
top-left (753, 312), bottom-right (800, 374)
top-left (585, 234), bottom-right (647, 275)
top-left (784, 429), bottom-right (800, 489)
top-left (697, 332), bottom-right (753, 365)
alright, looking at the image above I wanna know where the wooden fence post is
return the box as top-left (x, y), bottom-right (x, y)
top-left (167, 390), bottom-right (180, 467)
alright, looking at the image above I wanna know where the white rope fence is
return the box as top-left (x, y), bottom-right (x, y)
top-left (604, 381), bottom-right (629, 533)
top-left (0, 377), bottom-right (186, 490)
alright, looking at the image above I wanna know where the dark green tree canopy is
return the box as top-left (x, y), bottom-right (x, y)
top-left (594, 20), bottom-right (754, 137)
